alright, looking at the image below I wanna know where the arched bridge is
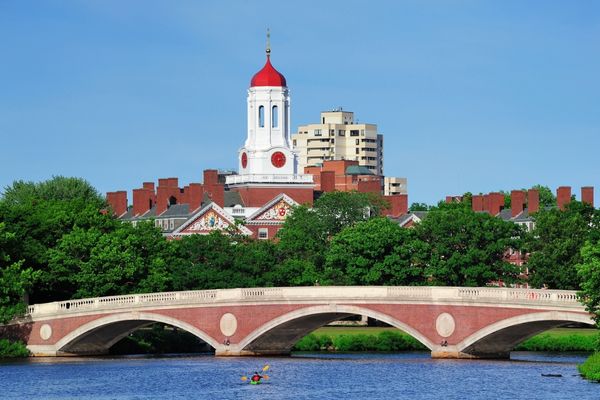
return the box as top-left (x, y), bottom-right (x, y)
top-left (8, 286), bottom-right (594, 359)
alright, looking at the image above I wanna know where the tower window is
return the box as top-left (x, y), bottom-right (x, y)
top-left (259, 106), bottom-right (265, 127)
top-left (272, 105), bottom-right (278, 128)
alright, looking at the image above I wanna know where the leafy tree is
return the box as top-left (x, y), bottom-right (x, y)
top-left (324, 217), bottom-right (425, 285)
top-left (409, 203), bottom-right (429, 212)
top-left (414, 207), bottom-right (523, 286)
top-left (0, 177), bottom-right (108, 302)
top-left (0, 223), bottom-right (38, 323)
top-left (577, 239), bottom-right (600, 327)
top-left (526, 201), bottom-right (599, 290)
top-left (47, 221), bottom-right (172, 298)
top-left (169, 232), bottom-right (275, 290)
top-left (313, 191), bottom-right (387, 237)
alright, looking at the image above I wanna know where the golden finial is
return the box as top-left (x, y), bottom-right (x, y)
top-left (266, 28), bottom-right (271, 56)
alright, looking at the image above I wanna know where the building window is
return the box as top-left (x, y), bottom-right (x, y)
top-left (355, 148), bottom-right (360, 154)
top-left (258, 105), bottom-right (264, 127)
top-left (350, 130), bottom-right (359, 136)
top-left (293, 140), bottom-right (297, 146)
top-left (356, 139), bottom-right (360, 145)
top-left (258, 228), bottom-right (269, 240)
top-left (272, 105), bottom-right (278, 128)
top-left (338, 130), bottom-right (345, 136)
top-left (169, 219), bottom-right (174, 230)
top-left (314, 129), bottom-right (322, 136)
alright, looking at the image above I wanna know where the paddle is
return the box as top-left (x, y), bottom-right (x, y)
top-left (241, 364), bottom-right (270, 382)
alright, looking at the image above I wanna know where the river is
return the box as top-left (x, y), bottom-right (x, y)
top-left (1, 352), bottom-right (597, 399)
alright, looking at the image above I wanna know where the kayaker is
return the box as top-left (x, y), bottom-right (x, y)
top-left (251, 371), bottom-right (262, 383)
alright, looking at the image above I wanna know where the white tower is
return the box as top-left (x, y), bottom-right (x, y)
top-left (232, 31), bottom-right (302, 180)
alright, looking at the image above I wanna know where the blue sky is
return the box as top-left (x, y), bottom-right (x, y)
top-left (1, 0), bottom-right (599, 205)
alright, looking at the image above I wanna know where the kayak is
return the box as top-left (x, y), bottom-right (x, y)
top-left (250, 380), bottom-right (261, 385)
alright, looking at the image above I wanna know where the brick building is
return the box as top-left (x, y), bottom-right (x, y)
top-left (106, 40), bottom-right (409, 239)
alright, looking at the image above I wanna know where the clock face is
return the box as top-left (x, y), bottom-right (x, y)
top-left (271, 151), bottom-right (286, 168)
top-left (241, 152), bottom-right (248, 168)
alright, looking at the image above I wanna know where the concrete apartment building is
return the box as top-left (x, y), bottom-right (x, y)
top-left (292, 109), bottom-right (384, 176)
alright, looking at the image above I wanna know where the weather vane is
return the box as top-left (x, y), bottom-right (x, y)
top-left (266, 28), bottom-right (271, 56)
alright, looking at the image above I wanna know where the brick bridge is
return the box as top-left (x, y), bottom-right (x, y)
top-left (4, 286), bottom-right (594, 359)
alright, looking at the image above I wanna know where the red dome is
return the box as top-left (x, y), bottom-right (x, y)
top-left (250, 56), bottom-right (287, 87)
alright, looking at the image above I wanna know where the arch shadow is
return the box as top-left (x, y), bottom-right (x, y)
top-left (457, 311), bottom-right (595, 358)
top-left (237, 304), bottom-right (436, 355)
top-left (55, 312), bottom-right (220, 356)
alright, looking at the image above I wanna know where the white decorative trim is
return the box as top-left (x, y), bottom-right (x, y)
top-left (245, 193), bottom-right (298, 223)
top-left (171, 202), bottom-right (252, 236)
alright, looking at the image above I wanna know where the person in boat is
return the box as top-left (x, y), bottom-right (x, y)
top-left (251, 371), bottom-right (262, 383)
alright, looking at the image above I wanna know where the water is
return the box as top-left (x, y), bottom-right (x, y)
top-left (0, 352), bottom-right (597, 399)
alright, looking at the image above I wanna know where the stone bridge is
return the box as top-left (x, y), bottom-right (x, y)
top-left (4, 286), bottom-right (594, 359)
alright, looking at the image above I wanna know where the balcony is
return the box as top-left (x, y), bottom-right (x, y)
top-left (225, 174), bottom-right (314, 185)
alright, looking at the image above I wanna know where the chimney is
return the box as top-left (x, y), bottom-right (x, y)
top-left (472, 195), bottom-right (484, 212)
top-left (206, 184), bottom-right (224, 207)
top-left (581, 186), bottom-right (594, 207)
top-left (488, 192), bottom-right (504, 216)
top-left (187, 183), bottom-right (204, 212)
top-left (143, 182), bottom-right (155, 191)
top-left (204, 169), bottom-right (219, 186)
top-left (383, 194), bottom-right (408, 218)
top-left (557, 186), bottom-right (571, 210)
top-left (511, 190), bottom-right (526, 218)
top-left (320, 171), bottom-right (336, 192)
top-left (106, 191), bottom-right (128, 217)
top-left (133, 188), bottom-right (153, 216)
top-left (527, 189), bottom-right (539, 214)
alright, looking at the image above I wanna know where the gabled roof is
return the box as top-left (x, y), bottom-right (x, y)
top-left (393, 211), bottom-right (428, 227)
top-left (246, 193), bottom-right (299, 224)
top-left (171, 202), bottom-right (251, 236)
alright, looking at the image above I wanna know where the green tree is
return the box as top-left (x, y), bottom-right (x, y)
top-left (324, 217), bottom-right (425, 285)
top-left (0, 223), bottom-right (38, 323)
top-left (414, 207), bottom-right (522, 286)
top-left (526, 201), bottom-right (599, 290)
top-left (409, 202), bottom-right (429, 211)
top-left (0, 177), bottom-right (108, 302)
top-left (47, 221), bottom-right (172, 298)
top-left (313, 191), bottom-right (388, 237)
top-left (577, 239), bottom-right (600, 327)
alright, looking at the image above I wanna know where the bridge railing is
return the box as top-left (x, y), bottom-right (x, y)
top-left (26, 286), bottom-right (583, 317)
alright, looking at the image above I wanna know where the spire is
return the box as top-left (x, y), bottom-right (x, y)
top-left (266, 28), bottom-right (271, 57)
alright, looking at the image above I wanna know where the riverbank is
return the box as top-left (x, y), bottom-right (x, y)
top-left (292, 327), bottom-right (598, 353)
top-left (579, 352), bottom-right (600, 381)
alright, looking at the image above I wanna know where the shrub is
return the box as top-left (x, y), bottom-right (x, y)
top-left (515, 333), bottom-right (597, 352)
top-left (579, 352), bottom-right (600, 382)
top-left (0, 339), bottom-right (29, 358)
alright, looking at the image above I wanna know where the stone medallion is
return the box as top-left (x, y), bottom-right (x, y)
top-left (40, 324), bottom-right (53, 341)
top-left (219, 313), bottom-right (238, 337)
top-left (435, 313), bottom-right (455, 338)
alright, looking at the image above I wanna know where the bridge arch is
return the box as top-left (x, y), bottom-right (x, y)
top-left (54, 312), bottom-right (221, 356)
top-left (237, 304), bottom-right (436, 355)
top-left (457, 311), bottom-right (594, 358)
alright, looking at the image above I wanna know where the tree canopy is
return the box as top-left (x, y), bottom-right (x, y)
top-left (526, 201), bottom-right (600, 290)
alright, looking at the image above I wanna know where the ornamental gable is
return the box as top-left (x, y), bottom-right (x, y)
top-left (172, 203), bottom-right (251, 236)
top-left (246, 194), bottom-right (298, 224)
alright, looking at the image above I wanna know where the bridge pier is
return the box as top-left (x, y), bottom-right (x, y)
top-left (431, 347), bottom-right (510, 360)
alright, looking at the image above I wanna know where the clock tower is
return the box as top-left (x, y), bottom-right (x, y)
top-left (226, 31), bottom-right (314, 206)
